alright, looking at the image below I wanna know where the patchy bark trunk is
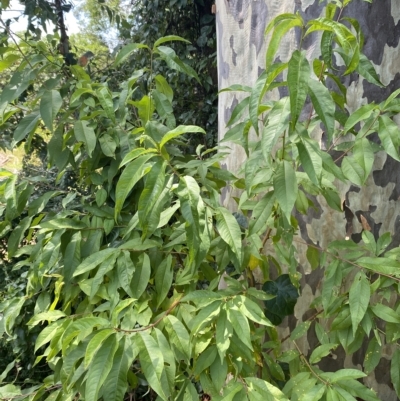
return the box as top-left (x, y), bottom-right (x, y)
top-left (216, 0), bottom-right (400, 399)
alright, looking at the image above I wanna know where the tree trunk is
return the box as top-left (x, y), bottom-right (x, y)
top-left (216, 1), bottom-right (400, 399)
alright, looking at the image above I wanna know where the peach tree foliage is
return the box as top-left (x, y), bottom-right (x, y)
top-left (1, 2), bottom-right (400, 400)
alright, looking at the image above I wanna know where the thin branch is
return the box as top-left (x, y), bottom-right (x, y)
top-left (0, 17), bottom-right (33, 68)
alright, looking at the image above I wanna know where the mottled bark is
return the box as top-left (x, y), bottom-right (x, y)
top-left (216, 0), bottom-right (400, 399)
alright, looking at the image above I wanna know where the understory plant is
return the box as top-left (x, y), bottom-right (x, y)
top-left (1, 0), bottom-right (400, 400)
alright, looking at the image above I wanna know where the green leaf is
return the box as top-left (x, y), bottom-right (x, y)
top-left (131, 253), bottom-right (151, 299)
top-left (263, 274), bottom-right (299, 325)
top-left (249, 71), bottom-right (267, 133)
top-left (216, 207), bottom-right (242, 267)
top-left (288, 50), bottom-right (310, 129)
top-left (102, 337), bottom-right (137, 401)
top-left (343, 103), bottom-right (376, 134)
top-left (154, 74), bottom-right (173, 102)
top-left (84, 328), bottom-right (115, 368)
top-left (391, 348), bottom-right (400, 398)
top-left (36, 218), bottom-right (87, 230)
top-left (156, 46), bottom-right (200, 83)
top-left (227, 96), bottom-right (250, 127)
top-left (228, 307), bottom-right (253, 350)
top-left (13, 111), bottom-right (40, 143)
top-left (349, 272), bottom-right (370, 335)
top-left (40, 90), bottom-right (62, 132)
top-left (266, 16), bottom-right (303, 68)
top-left (246, 377), bottom-right (289, 400)
top-left (160, 125), bottom-right (205, 149)
top-left (309, 343), bottom-right (338, 364)
top-left (341, 156), bottom-right (365, 186)
top-left (297, 138), bottom-right (322, 186)
top-left (27, 310), bottom-right (66, 327)
top-left (165, 315), bottom-right (191, 363)
top-left (138, 158), bottom-right (166, 237)
top-left (152, 90), bottom-right (175, 129)
top-left (85, 334), bottom-right (118, 401)
top-left (73, 248), bottom-right (119, 276)
top-left (115, 153), bottom-right (155, 218)
top-left (357, 256), bottom-right (400, 275)
top-left (97, 87), bottom-right (115, 122)
top-left (371, 304), bottom-right (400, 323)
top-left (155, 254), bottom-right (173, 308)
top-left (193, 346), bottom-right (217, 376)
top-left (0, 54), bottom-right (19, 71)
top-left (114, 43), bottom-right (150, 65)
top-left (74, 120), bottom-right (96, 157)
top-left (353, 138), bottom-right (374, 183)
top-left (364, 337), bottom-right (381, 375)
top-left (290, 321), bottom-right (311, 341)
top-left (7, 216), bottom-right (32, 258)
top-left (248, 191), bottom-right (275, 236)
top-left (378, 115), bottom-right (400, 161)
top-left (215, 309), bottom-right (233, 359)
top-left (329, 369), bottom-right (366, 383)
top-left (153, 35), bottom-right (191, 48)
top-left (99, 134), bottom-right (117, 157)
top-left (308, 79), bottom-right (335, 139)
top-left (273, 160), bottom-right (298, 221)
top-left (236, 295), bottom-right (273, 326)
top-left (138, 331), bottom-right (167, 400)
top-left (120, 148), bottom-right (158, 168)
top-left (261, 97), bottom-right (290, 161)
top-left (357, 53), bottom-right (384, 87)
top-left (34, 319), bottom-right (65, 352)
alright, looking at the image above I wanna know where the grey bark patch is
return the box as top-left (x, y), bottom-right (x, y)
top-left (250, 1), bottom-right (268, 55)
top-left (345, 0), bottom-right (400, 65)
top-left (373, 155), bottom-right (400, 198)
top-left (216, 12), bottom-right (230, 82)
top-left (229, 35), bottom-right (238, 66)
top-left (226, 0), bottom-right (250, 23)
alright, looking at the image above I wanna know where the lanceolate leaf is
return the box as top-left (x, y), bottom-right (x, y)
top-left (297, 138), bottom-right (322, 186)
top-left (288, 50), bottom-right (310, 129)
top-left (349, 272), bottom-right (370, 335)
top-left (114, 43), bottom-right (150, 65)
top-left (261, 97), bottom-right (290, 161)
top-left (131, 253), bottom-right (151, 299)
top-left (353, 138), bottom-right (374, 182)
top-left (266, 16), bottom-right (303, 68)
top-left (248, 191), bottom-right (275, 236)
top-left (341, 156), bottom-right (365, 186)
top-left (85, 334), bottom-right (118, 401)
top-left (343, 103), bottom-right (376, 134)
top-left (165, 315), bottom-right (191, 363)
top-left (216, 207), bottom-right (243, 268)
top-left (84, 329), bottom-right (115, 368)
top-left (73, 248), bottom-right (119, 277)
top-left (115, 153), bottom-right (155, 218)
top-left (102, 337), bottom-right (137, 401)
top-left (138, 158), bottom-right (167, 237)
top-left (138, 331), bottom-right (167, 400)
top-left (159, 125), bottom-right (205, 149)
top-left (308, 79), bottom-right (335, 139)
top-left (97, 87), bottom-right (115, 122)
top-left (153, 35), bottom-right (191, 49)
top-left (391, 348), bottom-right (400, 398)
top-left (155, 255), bottom-right (173, 308)
top-left (378, 115), bottom-right (400, 161)
top-left (40, 90), bottom-right (62, 132)
top-left (74, 120), bottom-right (96, 157)
top-left (13, 111), bottom-right (40, 143)
top-left (273, 160), bottom-right (297, 221)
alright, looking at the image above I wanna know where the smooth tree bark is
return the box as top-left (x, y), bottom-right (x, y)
top-left (216, 0), bottom-right (400, 399)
